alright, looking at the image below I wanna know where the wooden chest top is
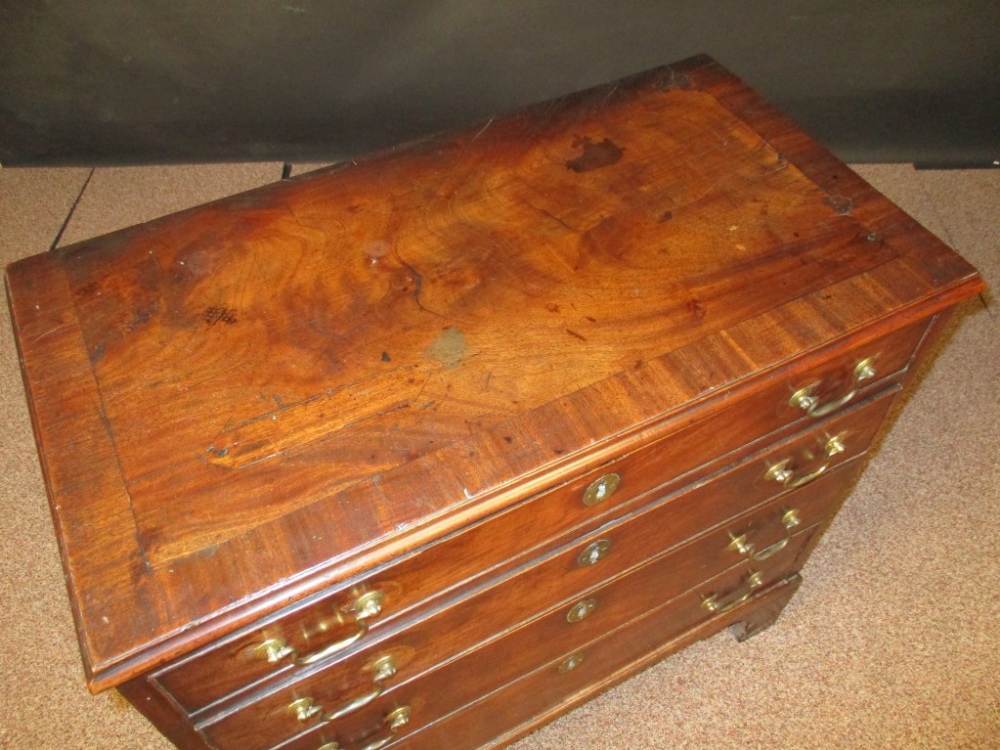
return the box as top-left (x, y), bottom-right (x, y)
top-left (5, 55), bottom-right (982, 691)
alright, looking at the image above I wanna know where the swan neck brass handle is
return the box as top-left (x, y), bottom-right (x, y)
top-left (749, 535), bottom-right (789, 560)
top-left (325, 655), bottom-right (397, 721)
top-left (701, 571), bottom-right (764, 614)
top-left (289, 655), bottom-right (398, 725)
top-left (765, 434), bottom-right (846, 490)
top-left (358, 706), bottom-right (411, 750)
top-left (254, 590), bottom-right (385, 667)
top-left (790, 357), bottom-right (877, 418)
top-left (728, 508), bottom-right (802, 561)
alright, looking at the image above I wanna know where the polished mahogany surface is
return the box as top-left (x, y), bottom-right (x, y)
top-left (5, 53), bottom-right (983, 737)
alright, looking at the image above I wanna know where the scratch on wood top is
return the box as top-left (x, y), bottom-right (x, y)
top-left (204, 366), bottom-right (428, 469)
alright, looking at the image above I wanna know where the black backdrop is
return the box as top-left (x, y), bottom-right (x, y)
top-left (2, 1), bottom-right (997, 167)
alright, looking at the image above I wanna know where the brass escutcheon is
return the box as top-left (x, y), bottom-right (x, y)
top-left (577, 538), bottom-right (612, 567)
top-left (558, 653), bottom-right (585, 673)
top-left (566, 597), bottom-right (598, 623)
top-left (583, 473), bottom-right (621, 506)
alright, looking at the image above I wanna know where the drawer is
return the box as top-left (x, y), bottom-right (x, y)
top-left (200, 450), bottom-right (860, 750)
top-left (167, 387), bottom-right (896, 727)
top-left (288, 568), bottom-right (808, 750)
top-left (154, 321), bottom-right (922, 712)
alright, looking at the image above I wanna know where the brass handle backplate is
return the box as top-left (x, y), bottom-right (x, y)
top-left (254, 590), bottom-right (385, 667)
top-left (790, 357), bottom-right (877, 418)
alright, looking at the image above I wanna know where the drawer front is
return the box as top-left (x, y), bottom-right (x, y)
top-left (287, 568), bottom-right (808, 750)
top-left (201, 450), bottom-right (860, 750)
top-left (156, 320), bottom-right (925, 712)
top-left (180, 388), bottom-right (896, 736)
top-left (267, 538), bottom-right (819, 750)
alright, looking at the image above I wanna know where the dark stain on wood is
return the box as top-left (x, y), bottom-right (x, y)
top-left (204, 306), bottom-right (238, 326)
top-left (566, 137), bottom-right (624, 173)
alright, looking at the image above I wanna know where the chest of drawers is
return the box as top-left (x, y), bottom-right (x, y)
top-left (5, 55), bottom-right (983, 750)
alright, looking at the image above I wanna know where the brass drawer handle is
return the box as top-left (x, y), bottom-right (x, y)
top-left (728, 509), bottom-right (802, 562)
top-left (309, 706), bottom-right (410, 750)
top-left (254, 590), bottom-right (385, 666)
top-left (327, 655), bottom-right (397, 721)
top-left (701, 571), bottom-right (764, 614)
top-left (765, 434), bottom-right (846, 490)
top-left (790, 357), bottom-right (877, 418)
top-left (358, 706), bottom-right (411, 750)
top-left (288, 655), bottom-right (398, 724)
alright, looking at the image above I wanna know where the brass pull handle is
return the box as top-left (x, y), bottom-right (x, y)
top-left (327, 655), bottom-right (397, 721)
top-left (727, 509), bottom-right (801, 561)
top-left (254, 590), bottom-right (385, 666)
top-left (765, 434), bottom-right (846, 490)
top-left (358, 706), bottom-right (411, 750)
top-left (289, 655), bottom-right (398, 724)
top-left (701, 571), bottom-right (764, 614)
top-left (790, 357), bottom-right (877, 418)
top-left (748, 535), bottom-right (788, 560)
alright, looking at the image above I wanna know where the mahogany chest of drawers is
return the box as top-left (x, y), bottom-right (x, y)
top-left (5, 55), bottom-right (984, 750)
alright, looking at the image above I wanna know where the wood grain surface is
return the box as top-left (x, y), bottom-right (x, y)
top-left (4, 54), bottom-right (984, 695)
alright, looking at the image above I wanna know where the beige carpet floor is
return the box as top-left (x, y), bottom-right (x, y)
top-left (1, 163), bottom-right (997, 749)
